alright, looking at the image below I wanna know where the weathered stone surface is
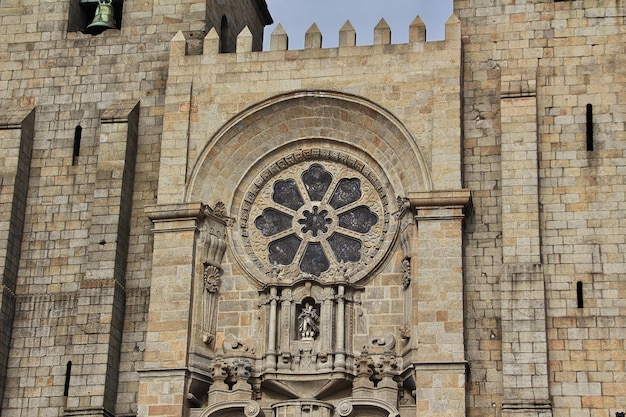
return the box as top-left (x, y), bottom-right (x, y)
top-left (0, 1), bottom-right (624, 417)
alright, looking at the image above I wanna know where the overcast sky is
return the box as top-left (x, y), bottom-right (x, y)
top-left (263, 0), bottom-right (453, 50)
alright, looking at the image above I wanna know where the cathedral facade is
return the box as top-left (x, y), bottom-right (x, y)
top-left (0, 1), bottom-right (624, 417)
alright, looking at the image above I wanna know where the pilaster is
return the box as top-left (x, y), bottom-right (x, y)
top-left (500, 264), bottom-right (551, 417)
top-left (404, 190), bottom-right (470, 417)
top-left (139, 202), bottom-right (227, 416)
top-left (0, 107), bottom-right (35, 407)
top-left (66, 101), bottom-right (139, 416)
top-left (158, 33), bottom-right (192, 206)
top-left (499, 70), bottom-right (552, 417)
top-left (501, 68), bottom-right (540, 266)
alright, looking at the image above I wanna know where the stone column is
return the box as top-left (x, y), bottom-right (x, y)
top-left (265, 286), bottom-right (278, 371)
top-left (0, 108), bottom-right (34, 407)
top-left (278, 290), bottom-right (292, 370)
top-left (499, 70), bottom-right (552, 417)
top-left (138, 202), bottom-right (225, 417)
top-left (406, 190), bottom-right (470, 417)
top-left (66, 101), bottom-right (139, 417)
top-left (334, 285), bottom-right (346, 371)
top-left (318, 288), bottom-right (333, 371)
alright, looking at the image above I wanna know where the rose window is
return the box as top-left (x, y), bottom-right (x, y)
top-left (241, 157), bottom-right (390, 282)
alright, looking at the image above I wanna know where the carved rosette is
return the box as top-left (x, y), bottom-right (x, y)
top-left (238, 151), bottom-right (396, 285)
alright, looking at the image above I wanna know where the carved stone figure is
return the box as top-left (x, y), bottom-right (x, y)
top-left (298, 303), bottom-right (319, 339)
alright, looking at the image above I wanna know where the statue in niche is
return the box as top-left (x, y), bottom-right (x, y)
top-left (298, 302), bottom-right (319, 339)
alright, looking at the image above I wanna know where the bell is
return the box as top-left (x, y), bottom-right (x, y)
top-left (86, 0), bottom-right (117, 34)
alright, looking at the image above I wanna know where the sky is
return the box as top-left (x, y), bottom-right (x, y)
top-left (263, 0), bottom-right (454, 50)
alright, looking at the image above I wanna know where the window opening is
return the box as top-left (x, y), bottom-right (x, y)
top-left (220, 15), bottom-right (231, 53)
top-left (254, 163), bottom-right (378, 277)
top-left (586, 103), bottom-right (594, 151)
top-left (64, 361), bottom-right (72, 396)
top-left (72, 125), bottom-right (82, 165)
top-left (576, 281), bottom-right (584, 308)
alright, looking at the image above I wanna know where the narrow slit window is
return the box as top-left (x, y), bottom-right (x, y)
top-left (73, 126), bottom-right (82, 165)
top-left (64, 361), bottom-right (72, 396)
top-left (220, 15), bottom-right (230, 53)
top-left (586, 103), bottom-right (593, 151)
top-left (576, 281), bottom-right (584, 308)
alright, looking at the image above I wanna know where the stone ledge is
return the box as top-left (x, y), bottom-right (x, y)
top-left (0, 107), bottom-right (34, 129)
top-left (100, 100), bottom-right (140, 124)
top-left (63, 407), bottom-right (115, 417)
top-left (145, 202), bottom-right (205, 222)
top-left (407, 189), bottom-right (471, 208)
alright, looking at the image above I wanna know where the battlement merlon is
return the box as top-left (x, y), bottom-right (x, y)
top-left (169, 14), bottom-right (461, 58)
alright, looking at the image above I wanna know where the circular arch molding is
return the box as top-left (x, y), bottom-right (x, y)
top-left (185, 90), bottom-right (432, 205)
top-left (198, 400), bottom-right (262, 417)
top-left (336, 398), bottom-right (400, 417)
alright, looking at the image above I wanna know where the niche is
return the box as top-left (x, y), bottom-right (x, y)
top-left (296, 297), bottom-right (320, 340)
top-left (68, 0), bottom-right (123, 34)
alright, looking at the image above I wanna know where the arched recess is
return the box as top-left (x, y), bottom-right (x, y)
top-left (185, 90), bottom-right (432, 285)
top-left (186, 90), bottom-right (432, 206)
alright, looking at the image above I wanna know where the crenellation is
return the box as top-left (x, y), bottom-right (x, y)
top-left (373, 19), bottom-right (391, 46)
top-left (270, 23), bottom-right (288, 51)
top-left (304, 23), bottom-right (323, 49)
top-left (179, 15), bottom-right (456, 59)
top-left (236, 26), bottom-right (254, 54)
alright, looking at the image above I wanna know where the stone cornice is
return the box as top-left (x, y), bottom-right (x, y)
top-left (145, 202), bottom-right (230, 224)
top-left (407, 189), bottom-right (471, 208)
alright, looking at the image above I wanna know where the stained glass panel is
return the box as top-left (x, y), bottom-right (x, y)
top-left (299, 243), bottom-right (330, 276)
top-left (327, 233), bottom-right (362, 263)
top-left (329, 178), bottom-right (361, 209)
top-left (302, 164), bottom-right (332, 201)
top-left (254, 208), bottom-right (293, 237)
top-left (338, 206), bottom-right (378, 233)
top-left (268, 234), bottom-right (302, 265)
top-left (273, 179), bottom-right (304, 211)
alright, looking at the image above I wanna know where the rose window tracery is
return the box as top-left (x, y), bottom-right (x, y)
top-left (241, 154), bottom-right (393, 283)
top-left (252, 163), bottom-right (378, 277)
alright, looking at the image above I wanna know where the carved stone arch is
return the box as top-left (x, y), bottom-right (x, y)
top-left (185, 91), bottom-right (433, 287)
top-left (290, 282), bottom-right (327, 303)
top-left (336, 398), bottom-right (400, 417)
top-left (196, 400), bottom-right (262, 417)
top-left (185, 90), bottom-right (432, 206)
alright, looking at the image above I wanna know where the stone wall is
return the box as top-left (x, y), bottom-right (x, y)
top-left (0, 0), bottom-right (624, 416)
top-left (142, 18), bottom-right (466, 416)
top-left (0, 1), bottom-right (267, 415)
top-left (457, 1), bottom-right (626, 417)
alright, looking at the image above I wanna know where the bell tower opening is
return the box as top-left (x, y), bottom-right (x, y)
top-left (68, 0), bottom-right (123, 34)
top-left (205, 0), bottom-right (273, 52)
